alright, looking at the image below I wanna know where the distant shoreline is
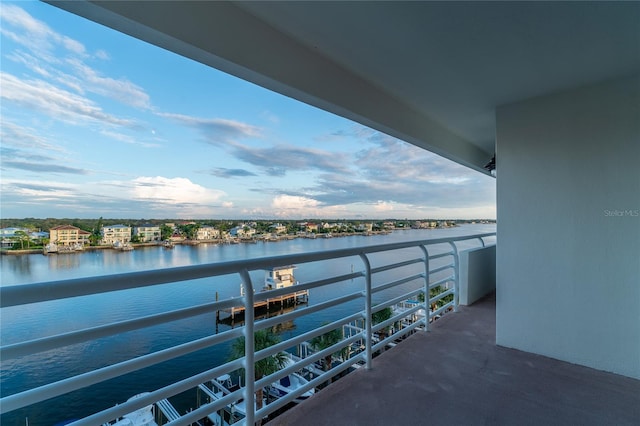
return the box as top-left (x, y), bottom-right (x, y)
top-left (1, 231), bottom-right (398, 256)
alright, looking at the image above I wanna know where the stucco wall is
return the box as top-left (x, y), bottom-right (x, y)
top-left (496, 75), bottom-right (640, 379)
top-left (459, 245), bottom-right (496, 306)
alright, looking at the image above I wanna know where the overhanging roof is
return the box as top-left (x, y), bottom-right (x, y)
top-left (48, 1), bottom-right (640, 175)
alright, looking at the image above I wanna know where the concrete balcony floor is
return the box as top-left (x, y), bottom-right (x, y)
top-left (273, 294), bottom-right (640, 425)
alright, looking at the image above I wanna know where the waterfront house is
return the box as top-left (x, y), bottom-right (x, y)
top-left (305, 223), bottom-right (318, 233)
top-left (133, 224), bottom-right (161, 243)
top-left (0, 227), bottom-right (24, 238)
top-left (101, 224), bottom-right (132, 246)
top-left (0, 228), bottom-right (49, 249)
top-left (357, 223), bottom-right (374, 233)
top-left (1, 228), bottom-right (26, 249)
top-left (321, 222), bottom-right (340, 232)
top-left (229, 225), bottom-right (256, 238)
top-left (196, 226), bottom-right (220, 241)
top-left (6, 2), bottom-right (638, 424)
top-left (49, 225), bottom-right (90, 247)
top-left (269, 223), bottom-right (287, 235)
top-left (169, 231), bottom-right (184, 243)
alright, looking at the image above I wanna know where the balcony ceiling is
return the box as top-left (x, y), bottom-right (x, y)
top-left (49, 1), bottom-right (640, 174)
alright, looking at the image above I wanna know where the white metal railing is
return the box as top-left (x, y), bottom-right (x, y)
top-left (0, 232), bottom-right (495, 425)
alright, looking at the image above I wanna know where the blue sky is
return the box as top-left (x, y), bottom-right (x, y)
top-left (0, 2), bottom-right (495, 220)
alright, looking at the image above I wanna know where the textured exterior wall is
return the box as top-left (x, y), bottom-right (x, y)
top-left (496, 75), bottom-right (640, 378)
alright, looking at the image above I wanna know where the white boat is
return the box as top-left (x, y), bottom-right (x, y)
top-left (266, 357), bottom-right (314, 404)
top-left (267, 372), bottom-right (314, 403)
top-left (208, 374), bottom-right (252, 418)
top-left (105, 393), bottom-right (158, 426)
top-left (114, 241), bottom-right (134, 251)
top-left (43, 242), bottom-right (58, 254)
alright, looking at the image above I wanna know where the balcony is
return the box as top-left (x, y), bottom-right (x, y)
top-left (274, 293), bottom-right (640, 426)
top-left (3, 230), bottom-right (638, 425)
top-left (42, 0), bottom-right (640, 392)
top-left (2, 233), bottom-right (499, 425)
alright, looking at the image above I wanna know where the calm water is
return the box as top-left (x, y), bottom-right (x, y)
top-left (0, 225), bottom-right (494, 425)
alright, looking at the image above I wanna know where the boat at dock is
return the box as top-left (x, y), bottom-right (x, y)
top-left (195, 355), bottom-right (314, 425)
top-left (113, 241), bottom-right (134, 251)
top-left (267, 356), bottom-right (315, 403)
top-left (104, 393), bottom-right (158, 426)
top-left (196, 374), bottom-right (251, 424)
top-left (43, 242), bottom-right (58, 254)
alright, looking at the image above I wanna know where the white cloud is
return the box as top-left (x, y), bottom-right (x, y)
top-left (99, 130), bottom-right (160, 148)
top-left (67, 58), bottom-right (151, 109)
top-left (6, 51), bottom-right (51, 78)
top-left (0, 72), bottom-right (139, 128)
top-left (158, 112), bottom-right (262, 144)
top-left (95, 49), bottom-right (110, 60)
top-left (0, 4), bottom-right (85, 59)
top-left (1, 5), bottom-right (152, 111)
top-left (130, 176), bottom-right (225, 205)
top-left (272, 195), bottom-right (320, 210)
top-left (268, 194), bottom-right (349, 218)
top-left (0, 119), bottom-right (64, 152)
top-left (1, 177), bottom-right (230, 219)
top-left (373, 201), bottom-right (395, 212)
top-left (222, 201), bottom-right (234, 208)
top-left (13, 183), bottom-right (77, 201)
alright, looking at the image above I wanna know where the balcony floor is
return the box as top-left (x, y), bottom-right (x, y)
top-left (273, 293), bottom-right (640, 425)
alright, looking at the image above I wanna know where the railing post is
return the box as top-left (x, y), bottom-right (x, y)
top-left (239, 268), bottom-right (255, 426)
top-left (359, 253), bottom-right (373, 370)
top-left (449, 242), bottom-right (460, 313)
top-left (419, 245), bottom-right (430, 331)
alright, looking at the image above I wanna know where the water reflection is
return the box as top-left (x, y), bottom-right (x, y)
top-left (1, 254), bottom-right (32, 278)
top-left (48, 253), bottom-right (81, 270)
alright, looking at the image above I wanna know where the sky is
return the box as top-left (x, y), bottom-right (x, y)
top-left (0, 2), bottom-right (496, 220)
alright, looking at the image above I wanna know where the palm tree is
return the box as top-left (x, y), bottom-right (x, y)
top-left (309, 325), bottom-right (342, 385)
top-left (372, 306), bottom-right (393, 341)
top-left (12, 230), bottom-right (30, 250)
top-left (229, 328), bottom-right (286, 425)
top-left (419, 286), bottom-right (454, 312)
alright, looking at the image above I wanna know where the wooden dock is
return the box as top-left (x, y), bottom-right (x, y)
top-left (217, 290), bottom-right (309, 323)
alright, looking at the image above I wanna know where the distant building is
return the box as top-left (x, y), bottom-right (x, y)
top-left (305, 223), bottom-right (318, 233)
top-left (196, 226), bottom-right (220, 240)
top-left (412, 221), bottom-right (433, 229)
top-left (321, 222), bottom-right (337, 230)
top-left (358, 223), bottom-right (374, 232)
top-left (0, 227), bottom-right (23, 237)
top-left (101, 224), bottom-right (132, 245)
top-left (1, 227), bottom-right (31, 248)
top-left (169, 232), bottom-right (185, 242)
top-left (230, 225), bottom-right (256, 238)
top-left (50, 225), bottom-right (90, 247)
top-left (134, 224), bottom-right (161, 242)
top-left (270, 223), bottom-right (287, 234)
